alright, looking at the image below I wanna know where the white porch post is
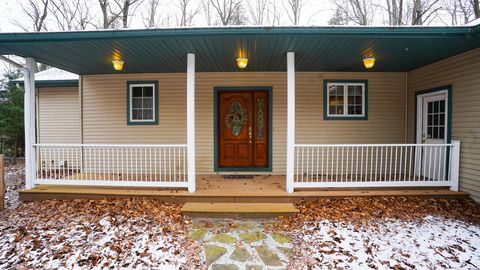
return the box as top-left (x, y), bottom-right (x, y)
top-left (450, 140), bottom-right (461, 192)
top-left (187, 53), bottom-right (196, 193)
top-left (286, 52), bottom-right (295, 193)
top-left (23, 58), bottom-right (36, 189)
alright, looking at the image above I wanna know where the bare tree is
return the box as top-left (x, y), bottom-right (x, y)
top-left (176, 0), bottom-right (201, 26)
top-left (201, 0), bottom-right (214, 25)
top-left (282, 0), bottom-right (303, 25)
top-left (98, 0), bottom-right (122, 29)
top-left (16, 0), bottom-right (50, 32)
top-left (143, 0), bottom-right (161, 27)
top-left (98, 0), bottom-right (142, 29)
top-left (328, 7), bottom-right (348, 25)
top-left (210, 0), bottom-right (243, 25)
top-left (475, 0), bottom-right (480, 18)
top-left (385, 0), bottom-right (405, 25)
top-left (268, 0), bottom-right (284, 25)
top-left (411, 0), bottom-right (441, 25)
top-left (50, 0), bottom-right (92, 30)
top-left (118, 0), bottom-right (143, 28)
top-left (330, 0), bottom-right (374, 25)
top-left (247, 0), bottom-right (269, 25)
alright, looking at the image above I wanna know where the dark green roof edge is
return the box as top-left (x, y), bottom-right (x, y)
top-left (0, 26), bottom-right (477, 43)
top-left (13, 80), bottom-right (79, 88)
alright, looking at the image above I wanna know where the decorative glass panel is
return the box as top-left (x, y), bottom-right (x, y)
top-left (256, 98), bottom-right (265, 139)
top-left (224, 101), bottom-right (246, 136)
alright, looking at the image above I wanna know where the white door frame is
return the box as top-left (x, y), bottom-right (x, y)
top-left (416, 89), bottom-right (449, 144)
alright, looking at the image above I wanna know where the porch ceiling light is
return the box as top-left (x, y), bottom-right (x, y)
top-left (112, 59), bottom-right (124, 71)
top-left (236, 57), bottom-right (248, 69)
top-left (363, 57), bottom-right (375, 69)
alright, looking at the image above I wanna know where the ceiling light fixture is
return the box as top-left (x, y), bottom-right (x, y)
top-left (112, 59), bottom-right (124, 71)
top-left (236, 57), bottom-right (248, 69)
top-left (363, 57), bottom-right (375, 69)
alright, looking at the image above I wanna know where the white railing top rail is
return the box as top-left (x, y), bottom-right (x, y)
top-left (33, 143), bottom-right (188, 148)
top-left (294, 143), bottom-right (453, 147)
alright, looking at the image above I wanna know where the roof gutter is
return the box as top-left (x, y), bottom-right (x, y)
top-left (0, 26), bottom-right (475, 43)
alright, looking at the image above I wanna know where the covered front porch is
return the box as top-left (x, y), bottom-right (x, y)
top-left (19, 174), bottom-right (466, 202)
top-left (1, 26), bottom-right (478, 198)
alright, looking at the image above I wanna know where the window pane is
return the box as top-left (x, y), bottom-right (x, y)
top-left (143, 87), bottom-right (153, 97)
top-left (434, 101), bottom-right (439, 112)
top-left (143, 109), bottom-right (153, 120)
top-left (433, 126), bottom-right (439, 139)
top-left (143, 97), bottom-right (153, 109)
top-left (434, 114), bottom-right (439, 126)
top-left (132, 109), bottom-right (142, 120)
top-left (439, 113), bottom-right (445, 125)
top-left (439, 100), bottom-right (445, 113)
top-left (132, 87), bottom-right (142, 97)
top-left (354, 105), bottom-right (362, 115)
top-left (428, 102), bottom-right (433, 113)
top-left (439, 127), bottom-right (445, 139)
top-left (348, 106), bottom-right (354, 115)
top-left (132, 97), bottom-right (142, 109)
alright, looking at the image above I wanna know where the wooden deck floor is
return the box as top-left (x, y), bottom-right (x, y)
top-left (19, 175), bottom-right (468, 202)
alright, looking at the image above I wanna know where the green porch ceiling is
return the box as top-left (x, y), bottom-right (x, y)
top-left (0, 26), bottom-right (479, 74)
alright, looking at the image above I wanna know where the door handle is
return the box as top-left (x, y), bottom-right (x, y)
top-left (248, 126), bottom-right (252, 144)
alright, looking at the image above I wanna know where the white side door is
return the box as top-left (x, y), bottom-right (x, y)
top-left (416, 91), bottom-right (448, 181)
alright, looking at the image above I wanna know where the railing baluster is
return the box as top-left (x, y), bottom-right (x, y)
top-left (433, 146), bottom-right (437, 181)
top-left (360, 146), bottom-right (364, 182)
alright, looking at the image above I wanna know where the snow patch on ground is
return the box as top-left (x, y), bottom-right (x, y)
top-left (299, 216), bottom-right (480, 269)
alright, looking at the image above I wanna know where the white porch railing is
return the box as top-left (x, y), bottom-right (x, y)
top-left (33, 144), bottom-right (189, 187)
top-left (292, 142), bottom-right (460, 190)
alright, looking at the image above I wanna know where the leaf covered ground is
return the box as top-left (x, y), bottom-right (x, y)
top-left (0, 198), bottom-right (203, 269)
top-left (2, 161), bottom-right (480, 269)
top-left (271, 197), bottom-right (480, 269)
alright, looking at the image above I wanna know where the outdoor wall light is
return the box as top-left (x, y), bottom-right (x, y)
top-left (112, 60), bottom-right (124, 71)
top-left (363, 57), bottom-right (375, 69)
top-left (236, 57), bottom-right (248, 69)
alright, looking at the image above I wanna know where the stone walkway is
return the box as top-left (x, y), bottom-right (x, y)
top-left (188, 219), bottom-right (292, 270)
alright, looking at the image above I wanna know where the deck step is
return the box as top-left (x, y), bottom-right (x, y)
top-left (181, 202), bottom-right (299, 218)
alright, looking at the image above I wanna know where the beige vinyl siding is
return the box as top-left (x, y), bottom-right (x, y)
top-left (407, 48), bottom-right (480, 202)
top-left (37, 87), bottom-right (80, 144)
top-left (82, 72), bottom-right (405, 174)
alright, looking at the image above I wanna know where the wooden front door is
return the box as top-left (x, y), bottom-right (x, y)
top-left (218, 90), bottom-right (269, 168)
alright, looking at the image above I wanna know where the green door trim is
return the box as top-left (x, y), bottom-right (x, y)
top-left (214, 86), bottom-right (273, 172)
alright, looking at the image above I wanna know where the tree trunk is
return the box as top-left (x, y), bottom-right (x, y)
top-left (475, 0), bottom-right (480, 19)
top-left (122, 0), bottom-right (131, 28)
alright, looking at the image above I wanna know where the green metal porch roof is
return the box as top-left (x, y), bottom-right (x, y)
top-left (0, 26), bottom-right (479, 74)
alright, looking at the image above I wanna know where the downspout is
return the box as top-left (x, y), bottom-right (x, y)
top-left (404, 72), bottom-right (408, 143)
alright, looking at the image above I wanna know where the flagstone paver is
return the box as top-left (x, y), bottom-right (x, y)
top-left (189, 228), bottom-right (208, 240)
top-left (204, 245), bottom-right (228, 265)
top-left (239, 232), bottom-right (267, 243)
top-left (230, 247), bottom-right (253, 262)
top-left (189, 219), bottom-right (293, 270)
top-left (271, 233), bottom-right (291, 244)
top-left (210, 233), bottom-right (238, 244)
top-left (211, 264), bottom-right (239, 270)
top-left (245, 265), bottom-right (263, 270)
top-left (255, 245), bottom-right (283, 266)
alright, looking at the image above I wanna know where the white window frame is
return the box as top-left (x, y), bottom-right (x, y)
top-left (128, 83), bottom-right (157, 124)
top-left (326, 82), bottom-right (366, 118)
